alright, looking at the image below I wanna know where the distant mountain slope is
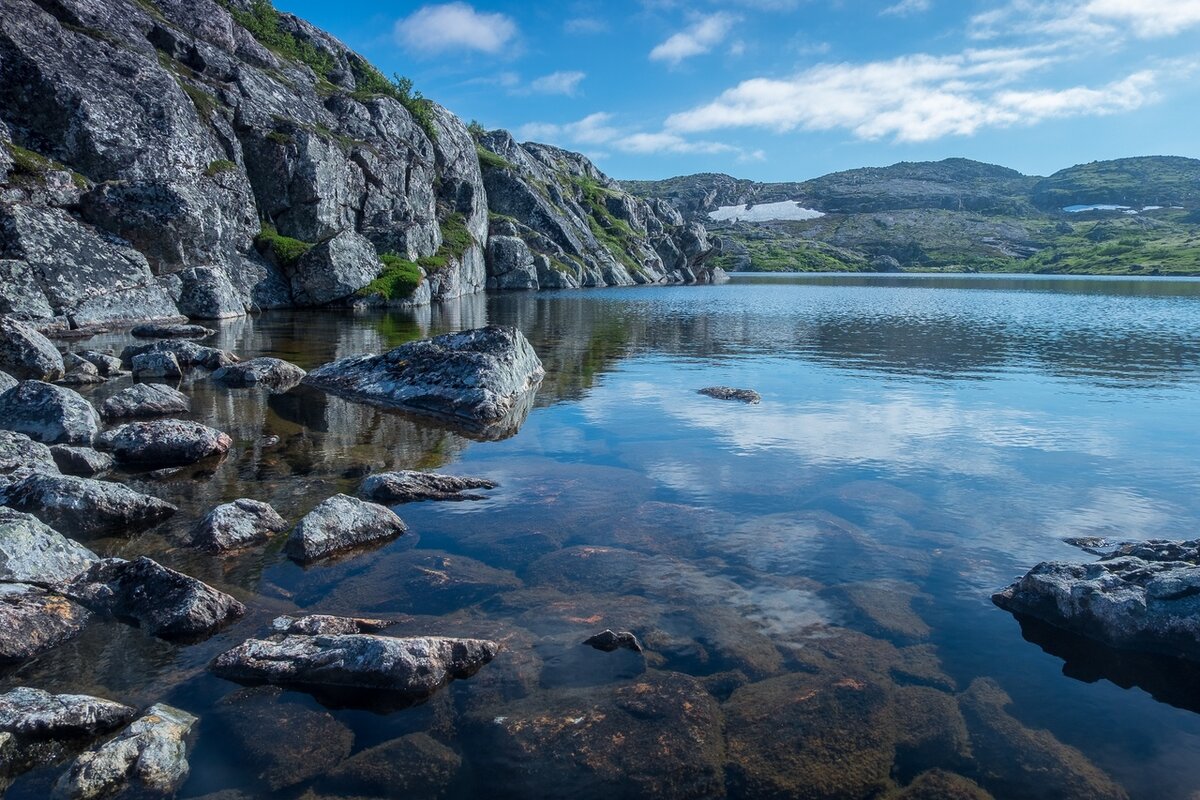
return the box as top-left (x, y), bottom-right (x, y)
top-left (623, 156), bottom-right (1200, 276)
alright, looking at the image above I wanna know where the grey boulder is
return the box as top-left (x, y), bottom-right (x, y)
top-left (0, 370), bottom-right (17, 392)
top-left (284, 494), bottom-right (408, 563)
top-left (357, 470), bottom-right (497, 504)
top-left (100, 383), bottom-right (190, 420)
top-left (0, 686), bottom-right (135, 743)
top-left (131, 351), bottom-right (183, 380)
top-left (270, 614), bottom-right (395, 636)
top-left (994, 540), bottom-right (1200, 661)
top-left (1, 473), bottom-right (177, 536)
top-left (0, 507), bottom-right (97, 587)
top-left (0, 381), bottom-right (100, 445)
top-left (0, 583), bottom-right (91, 664)
top-left (99, 419), bottom-right (232, 467)
top-left (0, 317), bottom-right (64, 380)
top-left (211, 357), bottom-right (306, 391)
top-left (73, 351), bottom-right (124, 378)
top-left (286, 230), bottom-right (381, 307)
top-left (698, 386), bottom-right (762, 404)
top-left (210, 634), bottom-right (498, 697)
top-left (53, 704), bottom-right (197, 800)
top-left (303, 325), bottom-right (544, 431)
top-left (120, 340), bottom-right (237, 371)
top-left (67, 556), bottom-right (245, 640)
top-left (57, 356), bottom-right (105, 386)
top-left (175, 267), bottom-right (245, 320)
top-left (0, 429), bottom-right (59, 484)
top-left (192, 499), bottom-right (289, 553)
top-left (49, 445), bottom-right (115, 477)
top-left (130, 323), bottom-right (216, 339)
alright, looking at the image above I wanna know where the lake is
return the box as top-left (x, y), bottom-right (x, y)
top-left (6, 272), bottom-right (1200, 799)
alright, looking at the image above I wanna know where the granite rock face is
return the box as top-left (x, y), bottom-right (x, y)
top-left (0, 429), bottom-right (59, 486)
top-left (211, 633), bottom-right (499, 696)
top-left (303, 325), bottom-right (544, 432)
top-left (284, 494), bottom-right (408, 563)
top-left (1, 473), bottom-right (177, 536)
top-left (994, 539), bottom-right (1200, 661)
top-left (0, 381), bottom-right (100, 445)
top-left (478, 131), bottom-right (716, 290)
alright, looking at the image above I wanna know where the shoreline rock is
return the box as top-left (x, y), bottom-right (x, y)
top-left (284, 494), bottom-right (408, 563)
top-left (212, 357), bottom-right (306, 391)
top-left (99, 419), bottom-right (232, 467)
top-left (1, 473), bottom-right (177, 536)
top-left (0, 381), bottom-right (100, 445)
top-left (0, 317), bottom-right (64, 381)
top-left (100, 383), bottom-right (190, 420)
top-left (357, 470), bottom-right (498, 504)
top-left (191, 499), bottom-right (289, 553)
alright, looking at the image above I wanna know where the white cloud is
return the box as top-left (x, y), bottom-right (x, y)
top-left (517, 112), bottom-right (749, 158)
top-left (649, 12), bottom-right (739, 65)
top-left (394, 3), bottom-right (517, 55)
top-left (529, 71), bottom-right (587, 96)
top-left (882, 0), bottom-right (932, 16)
top-left (970, 0), bottom-right (1200, 41)
top-left (518, 112), bottom-right (621, 146)
top-left (664, 48), bottom-right (1160, 143)
top-left (564, 17), bottom-right (609, 34)
top-left (618, 132), bottom-right (737, 154)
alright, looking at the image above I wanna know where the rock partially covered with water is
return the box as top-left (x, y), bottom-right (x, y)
top-left (192, 499), bottom-right (289, 553)
top-left (130, 323), bottom-right (215, 339)
top-left (0, 583), bottom-right (91, 664)
top-left (100, 419), bottom-right (232, 467)
top-left (212, 357), bottom-right (306, 391)
top-left (271, 614), bottom-right (395, 636)
top-left (57, 356), bottom-right (105, 386)
top-left (303, 326), bottom-right (543, 431)
top-left (66, 556), bottom-right (245, 640)
top-left (49, 446), bottom-right (114, 477)
top-left (284, 494), bottom-right (408, 563)
top-left (130, 350), bottom-right (183, 380)
top-left (176, 267), bottom-right (246, 320)
top-left (0, 381), bottom-right (99, 445)
top-left (0, 429), bottom-right (59, 484)
top-left (0, 508), bottom-right (97, 587)
top-left (72, 352), bottom-right (124, 379)
top-left (584, 629), bottom-right (644, 653)
top-left (100, 383), bottom-right (190, 420)
top-left (120, 340), bottom-right (237, 371)
top-left (326, 732), bottom-right (461, 799)
top-left (0, 317), bottom-right (63, 380)
top-left (0, 687), bottom-right (136, 782)
top-left (698, 386), bottom-right (761, 404)
top-left (211, 634), bottom-right (499, 697)
top-left (994, 540), bottom-right (1200, 661)
top-left (53, 704), bottom-right (197, 800)
top-left (357, 470), bottom-right (497, 504)
top-left (1, 473), bottom-right (177, 536)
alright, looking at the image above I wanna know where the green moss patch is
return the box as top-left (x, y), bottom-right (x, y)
top-left (477, 145), bottom-right (513, 171)
top-left (358, 253), bottom-right (422, 300)
top-left (204, 159), bottom-right (237, 177)
top-left (255, 224), bottom-right (312, 267)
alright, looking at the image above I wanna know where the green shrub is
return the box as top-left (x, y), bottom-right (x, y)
top-left (254, 224), bottom-right (312, 267)
top-left (225, 0), bottom-right (334, 77)
top-left (204, 159), bottom-right (236, 177)
top-left (477, 144), bottom-right (512, 171)
top-left (467, 120), bottom-right (487, 141)
top-left (182, 84), bottom-right (217, 120)
top-left (266, 130), bottom-right (294, 146)
top-left (359, 252), bottom-right (422, 299)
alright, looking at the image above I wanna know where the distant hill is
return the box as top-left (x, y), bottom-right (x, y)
top-left (622, 156), bottom-right (1200, 276)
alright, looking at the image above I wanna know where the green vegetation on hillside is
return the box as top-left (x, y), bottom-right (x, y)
top-left (254, 224), bottom-right (311, 267)
top-left (359, 253), bottom-right (423, 300)
top-left (572, 176), bottom-right (644, 274)
top-left (5, 142), bottom-right (88, 189)
top-left (1032, 157), bottom-right (1200, 210)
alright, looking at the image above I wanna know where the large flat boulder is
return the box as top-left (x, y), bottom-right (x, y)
top-left (1, 473), bottom-right (177, 536)
top-left (0, 381), bottom-right (100, 445)
top-left (0, 507), bottom-right (97, 587)
top-left (0, 317), bottom-right (64, 380)
top-left (283, 494), bottom-right (407, 563)
top-left (357, 470), bottom-right (497, 504)
top-left (100, 383), bottom-right (190, 420)
top-left (53, 704), bottom-right (197, 800)
top-left (67, 556), bottom-right (244, 640)
top-left (302, 325), bottom-right (543, 431)
top-left (0, 687), bottom-right (134, 742)
top-left (0, 582), bottom-right (91, 664)
top-left (994, 540), bottom-right (1200, 661)
top-left (99, 419), bottom-right (232, 467)
top-left (211, 633), bottom-right (498, 697)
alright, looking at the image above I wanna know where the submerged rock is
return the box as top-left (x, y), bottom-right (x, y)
top-left (53, 703), bottom-right (197, 800)
top-left (0, 583), bottom-right (91, 664)
top-left (211, 634), bottom-right (498, 697)
top-left (0, 381), bottom-right (100, 445)
top-left (100, 383), bottom-right (190, 420)
top-left (0, 317), bottom-right (64, 380)
top-left (357, 470), bottom-right (498, 504)
top-left (302, 325), bottom-right (543, 431)
top-left (325, 732), bottom-right (461, 799)
top-left (49, 445), bottom-right (114, 477)
top-left (994, 540), bottom-right (1200, 661)
top-left (584, 629), bottom-right (644, 653)
top-left (284, 494), bottom-right (408, 563)
top-left (100, 419), bottom-right (232, 467)
top-left (211, 357), bottom-right (306, 391)
top-left (1, 473), bottom-right (177, 536)
top-left (130, 322), bottom-right (215, 339)
top-left (0, 508), bottom-right (97, 587)
top-left (191, 499), bottom-right (289, 553)
top-left (698, 386), bottom-right (761, 404)
top-left (214, 686), bottom-right (353, 791)
top-left (66, 556), bottom-right (245, 640)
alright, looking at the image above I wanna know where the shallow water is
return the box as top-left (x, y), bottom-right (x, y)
top-left (6, 273), bottom-right (1200, 799)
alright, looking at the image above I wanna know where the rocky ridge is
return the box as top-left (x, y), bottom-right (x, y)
top-left (0, 0), bottom-right (717, 335)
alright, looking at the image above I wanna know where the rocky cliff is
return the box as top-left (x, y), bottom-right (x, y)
top-left (0, 0), bottom-right (715, 333)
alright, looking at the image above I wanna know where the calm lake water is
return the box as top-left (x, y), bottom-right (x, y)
top-left (6, 273), bottom-right (1200, 799)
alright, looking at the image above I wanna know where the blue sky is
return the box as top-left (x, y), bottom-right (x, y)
top-left (275, 0), bottom-right (1200, 182)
